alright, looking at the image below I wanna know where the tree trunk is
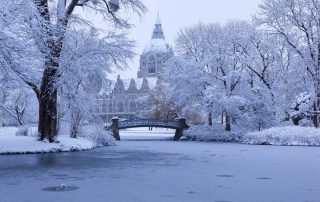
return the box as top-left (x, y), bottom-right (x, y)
top-left (208, 112), bottom-right (212, 126)
top-left (225, 113), bottom-right (231, 131)
top-left (38, 64), bottom-right (58, 142)
top-left (221, 113), bottom-right (224, 125)
top-left (312, 72), bottom-right (320, 127)
top-left (70, 108), bottom-right (81, 138)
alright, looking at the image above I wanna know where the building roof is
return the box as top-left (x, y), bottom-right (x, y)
top-left (142, 14), bottom-right (172, 56)
top-left (142, 38), bottom-right (172, 55)
top-left (122, 77), bottom-right (158, 90)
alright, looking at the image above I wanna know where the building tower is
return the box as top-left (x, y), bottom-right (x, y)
top-left (137, 14), bottom-right (173, 78)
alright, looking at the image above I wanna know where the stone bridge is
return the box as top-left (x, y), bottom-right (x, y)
top-left (107, 118), bottom-right (189, 141)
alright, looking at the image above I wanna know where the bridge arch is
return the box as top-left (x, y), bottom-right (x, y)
top-left (107, 118), bottom-right (189, 141)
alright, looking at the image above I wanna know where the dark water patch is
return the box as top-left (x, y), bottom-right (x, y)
top-left (187, 191), bottom-right (197, 194)
top-left (216, 175), bottom-right (234, 178)
top-left (256, 177), bottom-right (272, 180)
top-left (240, 150), bottom-right (248, 152)
top-left (210, 154), bottom-right (217, 156)
top-left (53, 176), bottom-right (82, 180)
top-left (50, 174), bottom-right (69, 177)
top-left (42, 184), bottom-right (79, 192)
top-left (178, 156), bottom-right (194, 161)
top-left (6, 182), bottom-right (19, 185)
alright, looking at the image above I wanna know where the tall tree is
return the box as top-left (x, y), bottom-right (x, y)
top-left (258, 0), bottom-right (320, 126)
top-left (0, 0), bottom-right (145, 142)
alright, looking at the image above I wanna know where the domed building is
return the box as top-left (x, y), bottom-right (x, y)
top-left (138, 15), bottom-right (173, 78)
top-left (94, 15), bottom-right (174, 122)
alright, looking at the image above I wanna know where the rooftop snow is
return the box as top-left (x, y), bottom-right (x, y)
top-left (142, 38), bottom-right (172, 55)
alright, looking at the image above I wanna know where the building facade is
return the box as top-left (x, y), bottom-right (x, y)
top-left (95, 15), bottom-right (173, 122)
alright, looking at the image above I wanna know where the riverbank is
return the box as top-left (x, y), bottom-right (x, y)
top-left (0, 127), bottom-right (99, 155)
top-left (183, 125), bottom-right (320, 146)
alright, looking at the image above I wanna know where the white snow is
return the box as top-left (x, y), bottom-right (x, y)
top-left (243, 126), bottom-right (320, 146)
top-left (183, 124), bottom-right (242, 142)
top-left (0, 127), bottom-right (96, 154)
top-left (184, 125), bottom-right (320, 146)
top-left (120, 127), bottom-right (175, 140)
top-left (142, 38), bottom-right (171, 55)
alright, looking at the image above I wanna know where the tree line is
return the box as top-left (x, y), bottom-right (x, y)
top-left (140, 0), bottom-right (320, 132)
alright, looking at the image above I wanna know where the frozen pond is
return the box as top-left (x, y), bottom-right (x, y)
top-left (0, 130), bottom-right (320, 202)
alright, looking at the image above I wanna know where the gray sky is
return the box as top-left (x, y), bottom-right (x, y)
top-left (116, 0), bottom-right (263, 79)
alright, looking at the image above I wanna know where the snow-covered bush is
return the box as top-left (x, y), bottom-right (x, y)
top-left (78, 125), bottom-right (115, 146)
top-left (183, 124), bottom-right (243, 142)
top-left (15, 126), bottom-right (37, 137)
top-left (243, 126), bottom-right (320, 146)
top-left (15, 126), bottom-right (29, 136)
top-left (290, 92), bottom-right (314, 126)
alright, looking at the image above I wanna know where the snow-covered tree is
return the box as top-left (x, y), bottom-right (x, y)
top-left (258, 0), bottom-right (320, 126)
top-left (0, 0), bottom-right (145, 142)
top-left (290, 92), bottom-right (314, 126)
top-left (138, 82), bottom-right (181, 120)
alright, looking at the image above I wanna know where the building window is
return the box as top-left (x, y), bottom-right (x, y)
top-left (109, 104), bottom-right (113, 113)
top-left (148, 56), bottom-right (156, 74)
top-left (149, 61), bottom-right (156, 73)
top-left (117, 102), bottom-right (124, 112)
top-left (129, 102), bottom-right (136, 112)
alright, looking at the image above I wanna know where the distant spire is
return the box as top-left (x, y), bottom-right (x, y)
top-left (152, 13), bottom-right (165, 39)
top-left (155, 12), bottom-right (161, 25)
top-left (114, 75), bottom-right (125, 93)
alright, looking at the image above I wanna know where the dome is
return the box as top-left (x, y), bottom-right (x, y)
top-left (142, 38), bottom-right (172, 55)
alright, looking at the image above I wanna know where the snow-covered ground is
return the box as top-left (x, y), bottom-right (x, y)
top-left (0, 127), bottom-right (96, 154)
top-left (0, 136), bottom-right (319, 202)
top-left (243, 126), bottom-right (320, 146)
top-left (185, 125), bottom-right (320, 146)
top-left (120, 127), bottom-right (175, 140)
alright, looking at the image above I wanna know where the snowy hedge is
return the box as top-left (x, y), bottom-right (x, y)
top-left (243, 126), bottom-right (320, 146)
top-left (183, 124), bottom-right (243, 142)
top-left (184, 125), bottom-right (320, 146)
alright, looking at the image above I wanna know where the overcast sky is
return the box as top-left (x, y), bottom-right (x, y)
top-left (115, 0), bottom-right (263, 79)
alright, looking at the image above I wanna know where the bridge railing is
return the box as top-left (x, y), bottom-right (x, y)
top-left (107, 117), bottom-right (189, 141)
top-left (118, 119), bottom-right (180, 129)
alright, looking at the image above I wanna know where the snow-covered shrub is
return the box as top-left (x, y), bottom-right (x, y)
top-left (78, 124), bottom-right (115, 146)
top-left (15, 125), bottom-right (37, 137)
top-left (183, 124), bottom-right (243, 142)
top-left (243, 126), bottom-right (320, 146)
top-left (242, 87), bottom-right (277, 131)
top-left (290, 92), bottom-right (314, 126)
top-left (15, 125), bottom-right (29, 136)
